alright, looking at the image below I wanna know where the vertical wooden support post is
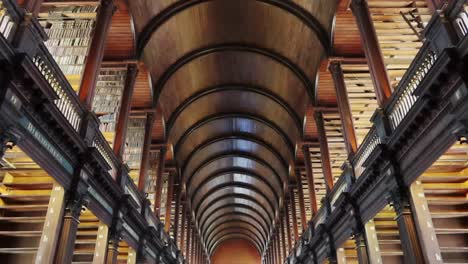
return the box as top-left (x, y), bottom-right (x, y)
top-left (164, 170), bottom-right (175, 232)
top-left (409, 181), bottom-right (443, 263)
top-left (78, 0), bottom-right (115, 109)
top-left (289, 190), bottom-right (299, 242)
top-left (154, 146), bottom-right (167, 217)
top-left (36, 182), bottom-right (65, 263)
top-left (54, 198), bottom-right (83, 263)
top-left (180, 202), bottom-right (186, 251)
top-left (93, 223), bottom-right (110, 263)
top-left (350, 0), bottom-right (392, 106)
top-left (391, 191), bottom-right (425, 264)
top-left (137, 112), bottom-right (155, 192)
top-left (23, 0), bottom-right (43, 16)
top-left (329, 61), bottom-right (358, 155)
top-left (294, 169), bottom-right (307, 230)
top-left (301, 145), bottom-right (318, 214)
top-left (186, 218), bottom-right (191, 259)
top-left (285, 203), bottom-right (292, 250)
top-left (191, 228), bottom-right (195, 264)
top-left (113, 64), bottom-right (138, 159)
top-left (315, 112), bottom-right (334, 190)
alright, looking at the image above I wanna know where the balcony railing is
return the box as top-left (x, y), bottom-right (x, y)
top-left (352, 127), bottom-right (381, 178)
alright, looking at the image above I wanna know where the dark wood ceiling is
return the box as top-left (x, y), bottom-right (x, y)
top-left (98, 0), bottom-right (366, 255)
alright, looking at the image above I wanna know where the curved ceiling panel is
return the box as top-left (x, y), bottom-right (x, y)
top-left (194, 187), bottom-right (276, 225)
top-left (206, 227), bottom-right (265, 254)
top-left (203, 212), bottom-right (270, 243)
top-left (183, 137), bottom-right (288, 181)
top-left (176, 116), bottom-right (294, 166)
top-left (158, 51), bottom-right (310, 121)
top-left (187, 155), bottom-right (283, 192)
top-left (191, 173), bottom-right (278, 210)
top-left (204, 217), bottom-right (268, 246)
top-left (209, 234), bottom-right (263, 256)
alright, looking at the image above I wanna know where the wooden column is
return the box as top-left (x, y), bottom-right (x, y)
top-left (329, 61), bottom-right (358, 155)
top-left (164, 170), bottom-right (175, 232)
top-left (54, 197), bottom-right (83, 263)
top-left (78, 0), bottom-right (116, 110)
top-left (391, 191), bottom-right (425, 264)
top-left (137, 112), bottom-right (155, 191)
top-left (350, 0), bottom-right (392, 106)
top-left (173, 186), bottom-right (180, 242)
top-left (409, 181), bottom-right (443, 263)
top-left (301, 145), bottom-right (318, 214)
top-left (191, 228), bottom-right (195, 264)
top-left (36, 181), bottom-right (65, 263)
top-left (185, 218), bottom-right (191, 259)
top-left (294, 169), bottom-right (307, 230)
top-left (315, 112), bottom-right (334, 190)
top-left (113, 64), bottom-right (138, 159)
top-left (289, 191), bottom-right (299, 242)
top-left (154, 146), bottom-right (167, 217)
top-left (285, 203), bottom-right (292, 250)
top-left (23, 0), bottom-right (43, 16)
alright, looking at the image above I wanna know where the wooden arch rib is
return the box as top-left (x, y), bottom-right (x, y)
top-left (199, 203), bottom-right (271, 236)
top-left (186, 152), bottom-right (284, 191)
top-left (174, 113), bottom-right (294, 158)
top-left (166, 84), bottom-right (303, 134)
top-left (210, 234), bottom-right (263, 257)
top-left (203, 212), bottom-right (270, 243)
top-left (182, 134), bottom-right (289, 175)
top-left (207, 227), bottom-right (265, 253)
top-left (194, 188), bottom-right (276, 225)
top-left (150, 43), bottom-right (316, 106)
top-left (204, 218), bottom-right (268, 247)
top-left (135, 0), bottom-right (331, 58)
top-left (191, 168), bottom-right (280, 208)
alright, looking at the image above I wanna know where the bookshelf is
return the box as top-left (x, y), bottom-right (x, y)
top-left (0, 1), bottom-right (16, 40)
top-left (38, 3), bottom-right (98, 91)
top-left (123, 117), bottom-right (146, 184)
top-left (93, 66), bottom-right (127, 146)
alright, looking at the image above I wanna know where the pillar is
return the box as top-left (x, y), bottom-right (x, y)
top-left (315, 112), bottom-right (334, 191)
top-left (301, 145), bottom-right (318, 214)
top-left (54, 196), bottom-right (83, 263)
top-left (164, 170), bottom-right (175, 232)
top-left (137, 112), bottom-right (155, 192)
top-left (294, 169), bottom-right (307, 230)
top-left (78, 0), bottom-right (116, 109)
top-left (290, 191), bottom-right (299, 242)
top-left (350, 0), bottom-right (392, 106)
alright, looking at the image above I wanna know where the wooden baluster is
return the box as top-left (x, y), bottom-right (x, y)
top-left (351, 0), bottom-right (392, 106)
top-left (294, 169), bottom-right (307, 231)
top-left (154, 146), bottom-right (167, 217)
top-left (137, 112), bottom-right (155, 192)
top-left (301, 145), bottom-right (318, 214)
top-left (113, 64), bottom-right (138, 159)
top-left (78, 0), bottom-right (116, 110)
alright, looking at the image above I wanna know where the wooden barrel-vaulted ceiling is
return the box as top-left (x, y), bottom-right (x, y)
top-left (129, 0), bottom-right (337, 255)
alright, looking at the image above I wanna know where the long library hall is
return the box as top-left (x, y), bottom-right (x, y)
top-left (0, 0), bottom-right (467, 263)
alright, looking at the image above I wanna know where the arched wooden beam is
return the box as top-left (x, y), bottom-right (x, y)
top-left (203, 211), bottom-right (270, 243)
top-left (166, 84), bottom-right (303, 135)
top-left (175, 113), bottom-right (295, 159)
top-left (191, 167), bottom-right (280, 209)
top-left (195, 190), bottom-right (275, 227)
top-left (207, 227), bottom-right (265, 254)
top-left (182, 134), bottom-right (289, 177)
top-left (136, 0), bottom-right (331, 57)
top-left (204, 219), bottom-right (267, 247)
top-left (186, 151), bottom-right (284, 191)
top-left (210, 234), bottom-right (263, 257)
top-left (150, 43), bottom-right (317, 107)
top-left (199, 203), bottom-right (271, 236)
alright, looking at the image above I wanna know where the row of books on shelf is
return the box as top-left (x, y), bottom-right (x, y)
top-left (43, 20), bottom-right (94, 39)
top-left (51, 55), bottom-right (87, 65)
top-left (46, 38), bottom-right (91, 48)
top-left (44, 5), bottom-right (99, 15)
top-left (123, 118), bottom-right (146, 169)
top-left (0, 3), bottom-right (14, 40)
top-left (59, 64), bottom-right (84, 76)
top-left (98, 113), bottom-right (117, 133)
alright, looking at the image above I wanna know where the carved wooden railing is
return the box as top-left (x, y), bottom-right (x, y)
top-left (352, 127), bottom-right (381, 178)
top-left (33, 43), bottom-right (84, 131)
